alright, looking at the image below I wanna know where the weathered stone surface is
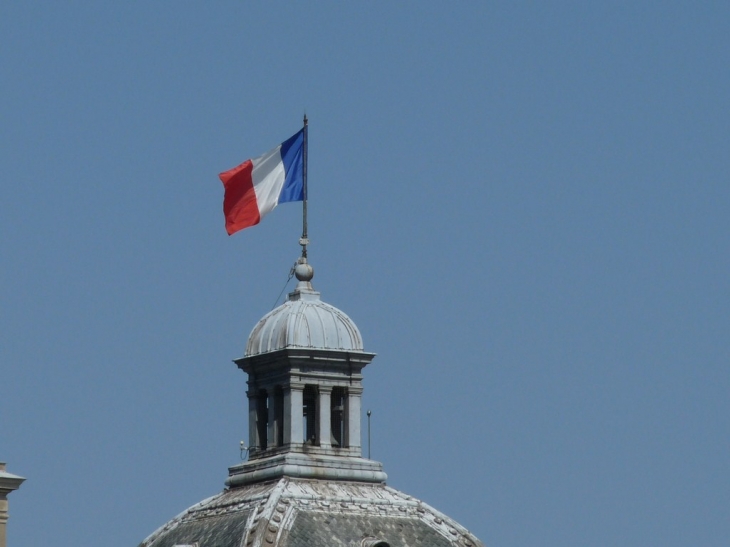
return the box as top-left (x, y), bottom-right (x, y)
top-left (140, 478), bottom-right (483, 547)
top-left (143, 513), bottom-right (249, 547)
top-left (286, 512), bottom-right (455, 547)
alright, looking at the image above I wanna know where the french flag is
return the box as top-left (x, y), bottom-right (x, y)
top-left (219, 129), bottom-right (304, 235)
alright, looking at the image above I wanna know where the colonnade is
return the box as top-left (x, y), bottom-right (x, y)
top-left (247, 384), bottom-right (362, 454)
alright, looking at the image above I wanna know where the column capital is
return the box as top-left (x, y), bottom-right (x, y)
top-left (0, 463), bottom-right (25, 495)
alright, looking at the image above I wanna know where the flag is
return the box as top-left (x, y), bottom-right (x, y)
top-left (219, 129), bottom-right (304, 235)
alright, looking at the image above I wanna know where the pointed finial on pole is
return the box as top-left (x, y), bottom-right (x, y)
top-left (300, 114), bottom-right (309, 259)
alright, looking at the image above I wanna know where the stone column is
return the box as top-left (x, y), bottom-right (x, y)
top-left (247, 390), bottom-right (259, 451)
top-left (0, 492), bottom-right (7, 547)
top-left (0, 463), bottom-right (25, 547)
top-left (267, 389), bottom-right (277, 449)
top-left (347, 388), bottom-right (363, 454)
top-left (318, 386), bottom-right (332, 449)
top-left (284, 385), bottom-right (304, 446)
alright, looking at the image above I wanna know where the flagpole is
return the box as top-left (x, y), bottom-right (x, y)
top-left (300, 114), bottom-right (309, 259)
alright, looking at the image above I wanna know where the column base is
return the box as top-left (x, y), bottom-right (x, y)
top-left (226, 452), bottom-right (387, 488)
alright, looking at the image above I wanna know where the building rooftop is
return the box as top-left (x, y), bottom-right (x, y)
top-left (140, 477), bottom-right (482, 547)
top-left (138, 259), bottom-right (484, 547)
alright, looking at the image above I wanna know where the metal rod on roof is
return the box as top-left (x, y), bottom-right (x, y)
top-left (367, 409), bottom-right (372, 459)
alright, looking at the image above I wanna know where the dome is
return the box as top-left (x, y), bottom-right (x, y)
top-left (139, 477), bottom-right (484, 547)
top-left (138, 259), bottom-right (484, 547)
top-left (245, 280), bottom-right (364, 356)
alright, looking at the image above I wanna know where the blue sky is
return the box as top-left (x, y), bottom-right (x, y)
top-left (1, 3), bottom-right (728, 546)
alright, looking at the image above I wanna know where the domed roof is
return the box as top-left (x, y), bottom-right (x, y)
top-left (138, 259), bottom-right (484, 547)
top-left (245, 274), bottom-right (364, 357)
top-left (139, 477), bottom-right (484, 547)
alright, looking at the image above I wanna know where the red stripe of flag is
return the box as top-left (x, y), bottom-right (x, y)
top-left (219, 160), bottom-right (261, 235)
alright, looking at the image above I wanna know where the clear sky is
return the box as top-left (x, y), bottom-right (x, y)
top-left (1, 3), bottom-right (728, 546)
